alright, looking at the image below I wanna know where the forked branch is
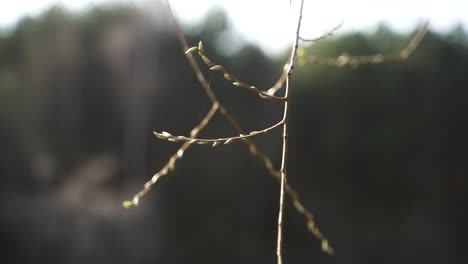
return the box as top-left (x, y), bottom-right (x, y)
top-left (120, 0), bottom-right (432, 259)
top-left (123, 0), bottom-right (333, 256)
top-left (164, 6), bottom-right (332, 254)
top-left (277, 1), bottom-right (324, 263)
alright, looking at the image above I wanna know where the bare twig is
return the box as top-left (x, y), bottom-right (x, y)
top-left (122, 102), bottom-right (219, 208)
top-left (299, 20), bottom-right (344, 42)
top-left (121, 0), bottom-right (430, 260)
top-left (266, 20), bottom-right (343, 98)
top-left (167, 2), bottom-right (333, 254)
top-left (303, 21), bottom-right (429, 66)
top-left (266, 66), bottom-right (288, 96)
top-left (278, 0), bottom-right (306, 262)
top-left (154, 119), bottom-right (284, 145)
top-left (122, 0), bottom-right (430, 260)
top-left (124, 0), bottom-right (333, 256)
top-left (186, 44), bottom-right (287, 101)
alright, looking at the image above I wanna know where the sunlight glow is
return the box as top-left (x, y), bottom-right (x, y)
top-left (1, 0), bottom-right (467, 54)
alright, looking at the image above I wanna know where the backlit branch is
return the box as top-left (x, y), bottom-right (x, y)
top-left (302, 21), bottom-right (429, 67)
top-left (276, 0), bottom-right (335, 262)
top-left (266, 66), bottom-right (287, 96)
top-left (121, 0), bottom-right (429, 260)
top-left (153, 119), bottom-right (284, 146)
top-left (167, 0), bottom-right (333, 254)
top-left (267, 20), bottom-right (343, 97)
top-left (299, 20), bottom-right (343, 42)
top-left (186, 44), bottom-right (287, 101)
top-left (122, 102), bottom-right (219, 208)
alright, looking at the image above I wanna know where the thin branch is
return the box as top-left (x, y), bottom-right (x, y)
top-left (299, 20), bottom-right (343, 42)
top-left (303, 21), bottom-right (429, 67)
top-left (147, 0), bottom-right (334, 255)
top-left (167, 0), bottom-right (285, 183)
top-left (264, 21), bottom-right (344, 98)
top-left (123, 0), bottom-right (428, 258)
top-left (122, 102), bottom-right (219, 208)
top-left (266, 20), bottom-right (344, 97)
top-left (266, 66), bottom-right (288, 96)
top-left (277, 0), bottom-right (304, 263)
top-left (186, 44), bottom-right (287, 101)
top-left (154, 119), bottom-right (284, 145)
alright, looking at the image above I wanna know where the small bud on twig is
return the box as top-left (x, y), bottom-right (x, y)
top-left (224, 73), bottom-right (233, 81)
top-left (210, 65), bottom-right (223, 71)
top-left (198, 41), bottom-right (204, 54)
top-left (185, 47), bottom-right (198, 55)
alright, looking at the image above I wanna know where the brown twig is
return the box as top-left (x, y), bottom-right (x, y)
top-left (154, 119), bottom-right (284, 145)
top-left (278, 0), bottom-right (315, 263)
top-left (266, 66), bottom-right (288, 96)
top-left (123, 0), bottom-right (333, 256)
top-left (167, 1), bottom-right (333, 254)
top-left (303, 21), bottom-right (429, 67)
top-left (122, 102), bottom-right (219, 208)
top-left (185, 44), bottom-right (287, 101)
top-left (167, 0), bottom-right (332, 254)
top-left (123, 0), bottom-right (429, 259)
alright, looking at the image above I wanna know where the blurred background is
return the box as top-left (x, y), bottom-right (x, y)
top-left (1, 0), bottom-right (467, 263)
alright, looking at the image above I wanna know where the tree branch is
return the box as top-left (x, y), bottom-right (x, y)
top-left (303, 21), bottom-right (429, 67)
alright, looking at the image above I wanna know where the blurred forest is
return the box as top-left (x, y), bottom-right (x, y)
top-left (1, 2), bottom-right (467, 264)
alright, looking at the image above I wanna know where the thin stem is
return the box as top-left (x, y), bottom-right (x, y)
top-left (266, 67), bottom-right (287, 96)
top-left (123, 102), bottom-right (219, 207)
top-left (154, 119), bottom-right (285, 145)
top-left (277, 0), bottom-right (305, 263)
top-left (167, 0), bottom-right (333, 255)
top-left (303, 21), bottom-right (429, 66)
top-left (299, 20), bottom-right (343, 42)
top-left (186, 45), bottom-right (287, 101)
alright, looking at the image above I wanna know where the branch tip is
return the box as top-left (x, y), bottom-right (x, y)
top-left (198, 41), bottom-right (204, 53)
top-left (122, 200), bottom-right (134, 209)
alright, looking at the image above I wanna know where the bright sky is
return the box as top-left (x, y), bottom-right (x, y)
top-left (1, 0), bottom-right (466, 54)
